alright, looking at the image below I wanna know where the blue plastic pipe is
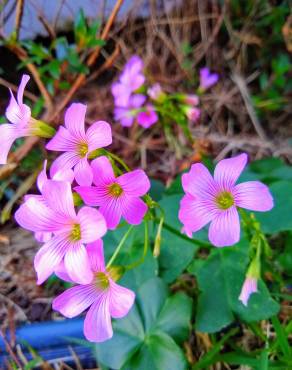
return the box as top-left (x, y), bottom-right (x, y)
top-left (0, 318), bottom-right (95, 367)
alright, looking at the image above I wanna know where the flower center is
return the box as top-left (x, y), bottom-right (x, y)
top-left (108, 183), bottom-right (123, 197)
top-left (70, 224), bottom-right (81, 241)
top-left (78, 142), bottom-right (88, 157)
top-left (95, 272), bottom-right (110, 290)
top-left (216, 191), bottom-right (234, 210)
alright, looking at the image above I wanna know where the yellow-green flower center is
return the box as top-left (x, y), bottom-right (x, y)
top-left (216, 191), bottom-right (234, 210)
top-left (78, 143), bottom-right (88, 157)
top-left (108, 183), bottom-right (123, 197)
top-left (95, 272), bottom-right (110, 290)
top-left (70, 224), bottom-right (81, 241)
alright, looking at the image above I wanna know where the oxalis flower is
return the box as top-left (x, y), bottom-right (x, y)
top-left (111, 55), bottom-right (145, 107)
top-left (15, 180), bottom-right (107, 284)
top-left (53, 240), bottom-right (135, 343)
top-left (75, 156), bottom-right (150, 229)
top-left (137, 104), bottom-right (158, 129)
top-left (25, 160), bottom-right (74, 243)
top-left (199, 67), bottom-right (219, 91)
top-left (46, 103), bottom-right (112, 186)
top-left (0, 74), bottom-right (54, 164)
top-left (179, 153), bottom-right (274, 247)
top-left (239, 277), bottom-right (258, 306)
top-left (114, 94), bottom-right (146, 127)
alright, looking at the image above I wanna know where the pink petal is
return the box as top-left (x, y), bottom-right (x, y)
top-left (78, 206), bottom-right (107, 243)
top-left (15, 197), bottom-right (66, 232)
top-left (214, 153), bottom-right (248, 189)
top-left (46, 126), bottom-right (79, 152)
top-left (239, 277), bottom-right (258, 306)
top-left (86, 121), bottom-right (112, 152)
top-left (0, 124), bottom-right (21, 164)
top-left (86, 240), bottom-right (105, 272)
top-left (54, 260), bottom-right (74, 283)
top-left (234, 181), bottom-right (274, 212)
top-left (100, 198), bottom-right (122, 230)
top-left (109, 281), bottom-right (135, 318)
top-left (208, 206), bottom-right (240, 247)
top-left (64, 243), bottom-right (93, 284)
top-left (51, 167), bottom-right (75, 183)
top-left (91, 156), bottom-right (115, 185)
top-left (117, 169), bottom-right (150, 196)
top-left (121, 196), bottom-right (148, 225)
top-left (35, 231), bottom-right (52, 243)
top-left (6, 75), bottom-right (31, 126)
top-left (182, 163), bottom-right (217, 199)
top-left (84, 293), bottom-right (113, 342)
top-left (37, 160), bottom-right (48, 192)
top-left (178, 194), bottom-right (216, 234)
top-left (74, 185), bottom-right (108, 206)
top-left (74, 157), bottom-right (93, 186)
top-left (53, 284), bottom-right (97, 318)
top-left (50, 152), bottom-right (80, 175)
top-left (42, 180), bottom-right (76, 219)
top-left (17, 74), bottom-right (30, 105)
top-left (64, 103), bottom-right (86, 140)
top-left (34, 234), bottom-right (69, 284)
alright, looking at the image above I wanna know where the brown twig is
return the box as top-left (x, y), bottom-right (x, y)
top-left (55, 0), bottom-right (124, 115)
top-left (231, 73), bottom-right (268, 141)
top-left (37, 13), bottom-right (56, 39)
top-left (0, 76), bottom-right (38, 102)
top-left (14, 0), bottom-right (24, 40)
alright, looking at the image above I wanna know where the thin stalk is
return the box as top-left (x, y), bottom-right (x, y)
top-left (105, 150), bottom-right (130, 172)
top-left (125, 221), bottom-right (149, 270)
top-left (106, 225), bottom-right (134, 268)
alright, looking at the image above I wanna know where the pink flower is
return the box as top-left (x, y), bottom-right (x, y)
top-left (184, 94), bottom-right (200, 106)
top-left (15, 180), bottom-right (107, 284)
top-left (185, 107), bottom-right (201, 123)
top-left (28, 160), bottom-right (74, 243)
top-left (0, 75), bottom-right (33, 164)
top-left (114, 94), bottom-right (146, 127)
top-left (75, 156), bottom-right (150, 229)
top-left (199, 67), bottom-right (219, 90)
top-left (111, 56), bottom-right (145, 106)
top-left (179, 153), bottom-right (274, 247)
top-left (148, 83), bottom-right (163, 100)
top-left (53, 240), bottom-right (135, 343)
top-left (137, 105), bottom-right (158, 128)
top-left (46, 103), bottom-right (112, 186)
top-left (239, 277), bottom-right (258, 306)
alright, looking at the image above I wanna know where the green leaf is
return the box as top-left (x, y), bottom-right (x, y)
top-left (256, 181), bottom-right (292, 233)
top-left (189, 240), bottom-right (279, 333)
top-left (158, 194), bottom-right (205, 282)
top-left (95, 278), bottom-right (191, 370)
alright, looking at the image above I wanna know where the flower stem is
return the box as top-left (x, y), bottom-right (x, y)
top-left (105, 150), bottom-right (130, 172)
top-left (106, 225), bottom-right (134, 268)
top-left (125, 221), bottom-right (149, 270)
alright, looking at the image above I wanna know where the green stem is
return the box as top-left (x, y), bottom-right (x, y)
top-left (105, 150), bottom-right (130, 172)
top-left (106, 225), bottom-right (134, 268)
top-left (125, 221), bottom-right (149, 270)
top-left (153, 217), bottom-right (211, 249)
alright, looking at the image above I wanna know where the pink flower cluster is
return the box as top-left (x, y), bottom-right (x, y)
top-left (5, 75), bottom-right (151, 342)
top-left (112, 56), bottom-right (158, 128)
top-left (0, 72), bottom-right (275, 336)
top-left (112, 57), bottom-right (219, 128)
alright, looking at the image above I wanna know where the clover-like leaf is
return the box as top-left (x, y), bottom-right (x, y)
top-left (189, 240), bottom-right (279, 333)
top-left (95, 277), bottom-right (192, 370)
